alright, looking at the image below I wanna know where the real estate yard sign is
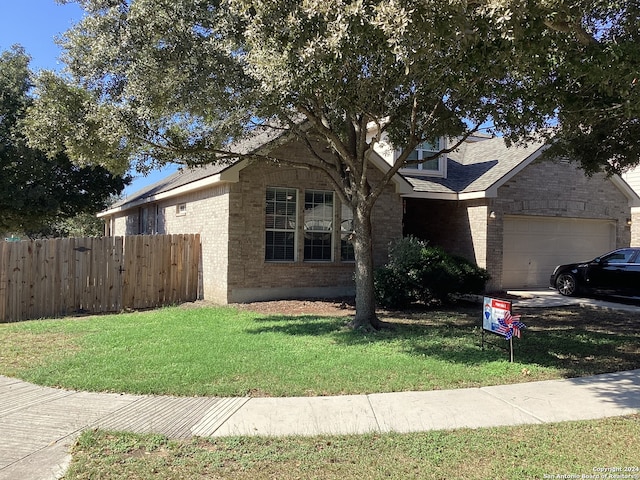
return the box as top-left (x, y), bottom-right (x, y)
top-left (482, 297), bottom-right (526, 362)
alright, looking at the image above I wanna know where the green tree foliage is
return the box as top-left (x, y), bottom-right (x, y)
top-left (374, 237), bottom-right (490, 309)
top-left (24, 0), bottom-right (639, 327)
top-left (0, 47), bottom-right (129, 237)
top-left (486, 0), bottom-right (640, 175)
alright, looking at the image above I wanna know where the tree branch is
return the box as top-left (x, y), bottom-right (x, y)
top-left (543, 19), bottom-right (598, 46)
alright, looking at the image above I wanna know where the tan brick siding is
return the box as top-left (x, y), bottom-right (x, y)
top-left (104, 150), bottom-right (403, 304)
top-left (487, 159), bottom-right (631, 289)
top-left (404, 157), bottom-right (632, 292)
top-left (632, 208), bottom-right (640, 246)
top-left (159, 186), bottom-right (230, 303)
top-left (403, 198), bottom-right (491, 266)
top-left (226, 158), bottom-right (402, 302)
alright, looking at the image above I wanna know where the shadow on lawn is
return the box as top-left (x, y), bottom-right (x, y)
top-left (247, 315), bottom-right (344, 337)
top-left (246, 306), bottom-right (640, 376)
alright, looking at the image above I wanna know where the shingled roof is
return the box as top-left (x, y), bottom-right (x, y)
top-left (109, 162), bottom-right (231, 210)
top-left (107, 132), bottom-right (548, 213)
top-left (405, 136), bottom-right (547, 199)
top-left (107, 125), bottom-right (290, 211)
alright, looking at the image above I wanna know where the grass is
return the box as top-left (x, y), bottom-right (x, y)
top-left (64, 415), bottom-right (640, 479)
top-left (0, 302), bottom-right (638, 397)
top-left (2, 302), bottom-right (639, 479)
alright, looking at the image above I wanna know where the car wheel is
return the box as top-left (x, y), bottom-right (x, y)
top-left (556, 273), bottom-right (578, 296)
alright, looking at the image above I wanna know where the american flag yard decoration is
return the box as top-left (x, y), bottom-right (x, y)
top-left (482, 296), bottom-right (527, 362)
top-left (497, 311), bottom-right (527, 340)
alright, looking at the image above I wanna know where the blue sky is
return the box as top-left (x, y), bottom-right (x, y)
top-left (0, 0), bottom-right (178, 196)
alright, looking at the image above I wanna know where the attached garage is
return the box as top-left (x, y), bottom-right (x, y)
top-left (502, 215), bottom-right (617, 289)
top-left (394, 135), bottom-right (639, 293)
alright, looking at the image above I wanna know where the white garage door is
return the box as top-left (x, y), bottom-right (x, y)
top-left (502, 216), bottom-right (616, 289)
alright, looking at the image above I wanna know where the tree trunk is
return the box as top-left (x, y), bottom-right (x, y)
top-left (350, 201), bottom-right (384, 330)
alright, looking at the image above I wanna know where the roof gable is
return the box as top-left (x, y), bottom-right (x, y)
top-left (403, 136), bottom-right (640, 206)
top-left (404, 136), bottom-right (547, 199)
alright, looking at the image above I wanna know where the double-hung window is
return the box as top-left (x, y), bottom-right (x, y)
top-left (304, 190), bottom-right (333, 261)
top-left (265, 187), bottom-right (297, 261)
top-left (264, 187), bottom-right (354, 263)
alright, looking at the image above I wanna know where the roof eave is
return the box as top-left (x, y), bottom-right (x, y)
top-left (366, 150), bottom-right (414, 195)
top-left (402, 190), bottom-right (490, 200)
top-left (98, 160), bottom-right (247, 218)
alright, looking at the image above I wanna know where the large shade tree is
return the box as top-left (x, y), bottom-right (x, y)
top-left (25, 0), bottom-right (640, 328)
top-left (0, 46), bottom-right (129, 237)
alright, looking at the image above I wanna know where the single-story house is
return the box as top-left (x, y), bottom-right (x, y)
top-left (99, 130), bottom-right (640, 303)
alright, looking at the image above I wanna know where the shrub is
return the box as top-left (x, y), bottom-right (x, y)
top-left (374, 236), bottom-right (490, 308)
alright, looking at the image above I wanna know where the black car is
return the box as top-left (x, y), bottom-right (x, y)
top-left (550, 248), bottom-right (640, 297)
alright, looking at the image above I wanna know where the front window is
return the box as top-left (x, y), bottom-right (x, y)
top-left (265, 187), bottom-right (297, 261)
top-left (304, 190), bottom-right (333, 261)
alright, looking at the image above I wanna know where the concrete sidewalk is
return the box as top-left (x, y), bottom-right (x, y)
top-left (1, 370), bottom-right (639, 480)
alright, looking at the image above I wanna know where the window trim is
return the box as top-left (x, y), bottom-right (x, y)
top-left (264, 187), bottom-right (357, 264)
top-left (303, 190), bottom-right (334, 262)
top-left (265, 187), bottom-right (298, 262)
top-left (398, 138), bottom-right (447, 178)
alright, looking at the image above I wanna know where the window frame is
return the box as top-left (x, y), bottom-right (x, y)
top-left (138, 205), bottom-right (157, 235)
top-left (263, 187), bottom-right (357, 264)
top-left (303, 190), bottom-right (334, 262)
top-left (398, 138), bottom-right (447, 177)
top-left (265, 187), bottom-right (298, 262)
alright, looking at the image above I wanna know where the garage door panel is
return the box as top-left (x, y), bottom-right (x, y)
top-left (503, 216), bottom-right (616, 289)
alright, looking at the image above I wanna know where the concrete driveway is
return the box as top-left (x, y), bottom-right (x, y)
top-left (507, 289), bottom-right (640, 312)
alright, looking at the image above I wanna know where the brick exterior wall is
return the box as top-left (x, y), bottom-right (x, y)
top-left (489, 159), bottom-right (631, 290)
top-left (404, 158), bottom-right (632, 291)
top-left (159, 186), bottom-right (230, 302)
top-left (104, 147), bottom-right (403, 304)
top-left (403, 198), bottom-right (490, 264)
top-left (633, 208), bottom-right (640, 246)
top-left (226, 152), bottom-right (402, 303)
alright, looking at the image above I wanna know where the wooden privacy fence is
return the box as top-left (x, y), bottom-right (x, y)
top-left (0, 234), bottom-right (201, 323)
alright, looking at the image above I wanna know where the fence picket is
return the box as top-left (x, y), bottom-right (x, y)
top-left (0, 234), bottom-right (200, 322)
top-left (0, 242), bottom-right (7, 321)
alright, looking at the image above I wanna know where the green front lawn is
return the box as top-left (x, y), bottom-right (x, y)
top-left (3, 302), bottom-right (638, 479)
top-left (1, 303), bottom-right (638, 397)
